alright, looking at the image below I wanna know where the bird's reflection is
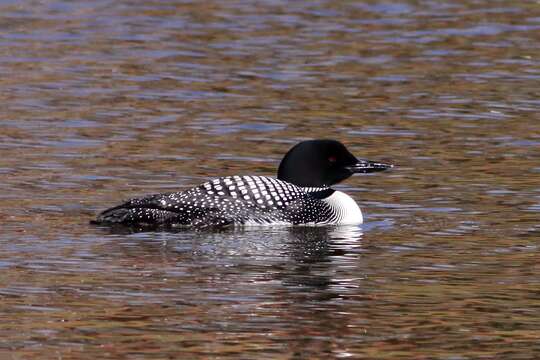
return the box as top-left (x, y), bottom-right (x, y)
top-left (95, 224), bottom-right (364, 296)
top-left (97, 224), bottom-right (363, 261)
top-left (283, 226), bottom-right (364, 265)
top-left (93, 224), bottom-right (369, 347)
top-left (274, 226), bottom-right (363, 295)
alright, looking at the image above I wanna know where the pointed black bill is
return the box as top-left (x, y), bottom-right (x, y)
top-left (346, 160), bottom-right (393, 174)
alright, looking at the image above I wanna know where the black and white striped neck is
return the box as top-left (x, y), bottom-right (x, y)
top-left (302, 187), bottom-right (335, 200)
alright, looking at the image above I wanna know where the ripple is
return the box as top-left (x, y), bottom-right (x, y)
top-left (349, 126), bottom-right (417, 137)
top-left (1, 0), bottom-right (539, 358)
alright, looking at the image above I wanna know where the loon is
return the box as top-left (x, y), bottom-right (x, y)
top-left (93, 139), bottom-right (392, 229)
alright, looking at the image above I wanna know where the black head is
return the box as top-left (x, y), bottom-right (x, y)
top-left (277, 139), bottom-right (392, 187)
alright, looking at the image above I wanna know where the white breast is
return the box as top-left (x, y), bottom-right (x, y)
top-left (323, 191), bottom-right (363, 225)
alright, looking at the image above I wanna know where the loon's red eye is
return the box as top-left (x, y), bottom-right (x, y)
top-left (328, 156), bottom-right (336, 163)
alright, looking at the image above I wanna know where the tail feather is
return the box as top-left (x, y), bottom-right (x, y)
top-left (93, 205), bottom-right (181, 225)
top-left (91, 192), bottom-right (238, 229)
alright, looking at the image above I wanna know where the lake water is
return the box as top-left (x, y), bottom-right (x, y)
top-left (1, 0), bottom-right (539, 358)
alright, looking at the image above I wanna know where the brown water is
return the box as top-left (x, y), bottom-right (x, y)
top-left (1, 1), bottom-right (540, 358)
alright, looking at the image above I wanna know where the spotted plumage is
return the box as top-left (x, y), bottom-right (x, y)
top-left (96, 176), bottom-right (340, 227)
top-left (93, 139), bottom-right (392, 229)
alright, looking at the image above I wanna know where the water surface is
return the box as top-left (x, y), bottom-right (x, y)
top-left (1, 0), bottom-right (539, 358)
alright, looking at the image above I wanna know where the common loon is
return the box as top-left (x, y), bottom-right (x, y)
top-left (93, 139), bottom-right (392, 229)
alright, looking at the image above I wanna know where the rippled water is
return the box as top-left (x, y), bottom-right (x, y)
top-left (1, 0), bottom-right (539, 358)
